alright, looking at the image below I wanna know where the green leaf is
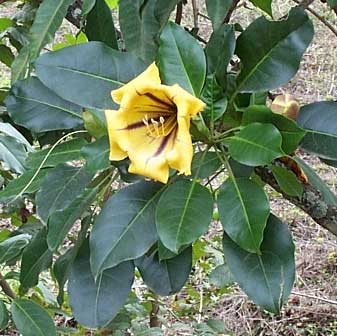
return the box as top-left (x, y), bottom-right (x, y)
top-left (81, 136), bottom-right (110, 173)
top-left (223, 214), bottom-right (295, 313)
top-left (0, 300), bottom-right (9, 330)
top-left (158, 22), bottom-right (206, 96)
top-left (191, 151), bottom-right (222, 179)
top-left (0, 122), bottom-right (32, 149)
top-left (205, 24), bottom-right (235, 86)
top-left (11, 299), bottom-right (56, 336)
top-left (293, 157), bottom-right (337, 206)
top-left (90, 181), bottom-right (163, 276)
top-left (271, 165), bottom-right (303, 198)
top-left (69, 240), bottom-right (134, 328)
top-left (35, 42), bottom-right (145, 109)
top-left (82, 0), bottom-right (97, 15)
top-left (328, 0), bottom-right (337, 8)
top-left (0, 135), bottom-right (27, 173)
top-left (249, 0), bottom-right (272, 16)
top-left (209, 264), bottom-right (234, 288)
top-left (0, 18), bottom-right (12, 32)
top-left (235, 7), bottom-right (314, 92)
top-left (135, 246), bottom-right (192, 296)
top-left (28, 0), bottom-right (73, 60)
top-left (201, 75), bottom-right (227, 124)
top-left (47, 186), bottom-right (98, 251)
top-left (297, 102), bottom-right (337, 159)
top-left (205, 0), bottom-right (232, 30)
top-left (5, 77), bottom-right (83, 133)
top-left (10, 45), bottom-right (30, 83)
top-left (83, 109), bottom-right (107, 139)
top-left (19, 228), bottom-right (53, 293)
top-left (26, 138), bottom-right (87, 169)
top-left (36, 164), bottom-right (93, 223)
top-left (156, 180), bottom-right (213, 253)
top-left (227, 122), bottom-right (284, 166)
top-left (0, 234), bottom-right (31, 264)
top-left (218, 177), bottom-right (269, 253)
top-left (105, 0), bottom-right (119, 9)
top-left (86, 0), bottom-right (118, 49)
top-left (0, 45), bottom-right (14, 67)
top-left (158, 240), bottom-right (177, 261)
top-left (0, 169), bottom-right (49, 203)
top-left (242, 105), bottom-right (305, 154)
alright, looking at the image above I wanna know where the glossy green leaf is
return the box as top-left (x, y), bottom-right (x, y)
top-left (90, 181), bottom-right (163, 276)
top-left (0, 45), bottom-right (14, 67)
top-left (297, 102), bottom-right (337, 159)
top-left (69, 240), bottom-right (134, 328)
top-left (249, 0), bottom-right (272, 16)
top-left (81, 136), bottom-right (110, 173)
top-left (82, 0), bottom-right (96, 15)
top-left (223, 214), bottom-right (295, 313)
top-left (235, 7), bottom-right (314, 92)
top-left (5, 77), bottom-right (83, 133)
top-left (205, 24), bottom-right (235, 86)
top-left (205, 0), bottom-right (232, 30)
top-left (209, 264), bottom-right (234, 288)
top-left (156, 180), bottom-right (213, 253)
top-left (10, 45), bottom-right (30, 83)
top-left (158, 22), bottom-right (206, 96)
top-left (229, 158), bottom-right (253, 178)
top-left (242, 105), bottom-right (305, 154)
top-left (271, 165), bottom-right (303, 198)
top-left (227, 122), bottom-right (284, 166)
top-left (0, 234), bottom-right (31, 264)
top-left (0, 135), bottom-right (27, 173)
top-left (218, 177), bottom-right (269, 253)
top-left (36, 164), bottom-right (93, 223)
top-left (19, 228), bottom-right (53, 293)
top-left (28, 0), bottom-right (73, 60)
top-left (0, 300), bottom-right (9, 330)
top-left (191, 151), bottom-right (222, 179)
top-left (86, 0), bottom-right (118, 49)
top-left (26, 138), bottom-right (87, 169)
top-left (135, 246), bottom-right (192, 296)
top-left (158, 240), bottom-right (177, 261)
top-left (35, 42), bottom-right (145, 109)
top-left (293, 157), bottom-right (337, 206)
top-left (11, 299), bottom-right (56, 336)
top-left (0, 18), bottom-right (12, 32)
top-left (0, 122), bottom-right (32, 149)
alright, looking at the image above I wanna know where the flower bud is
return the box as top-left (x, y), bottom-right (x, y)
top-left (270, 94), bottom-right (300, 121)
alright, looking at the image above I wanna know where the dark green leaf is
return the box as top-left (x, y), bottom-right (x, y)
top-left (82, 0), bottom-right (96, 15)
top-left (26, 138), bottom-right (87, 169)
top-left (271, 165), bottom-right (303, 198)
top-left (156, 180), bottom-right (213, 253)
top-left (297, 102), bottom-right (337, 159)
top-left (28, 0), bottom-right (73, 59)
top-left (20, 228), bottom-right (53, 293)
top-left (0, 135), bottom-right (27, 173)
top-left (223, 214), bottom-right (295, 313)
top-left (158, 22), bottom-right (206, 96)
top-left (235, 7), bottom-right (314, 92)
top-left (81, 136), bottom-right (110, 173)
top-left (205, 0), bottom-right (232, 30)
top-left (0, 45), bottom-right (14, 67)
top-left (0, 122), bottom-right (32, 149)
top-left (5, 77), bottom-right (83, 133)
top-left (35, 42), bottom-right (145, 109)
top-left (0, 234), bottom-right (31, 264)
top-left (11, 299), bottom-right (56, 336)
top-left (209, 264), bottom-right (234, 288)
top-left (218, 177), bottom-right (269, 253)
top-left (249, 0), bottom-right (272, 16)
top-left (47, 186), bottom-right (98, 251)
top-left (90, 181), bottom-right (163, 276)
top-left (158, 240), bottom-right (177, 261)
top-left (10, 45), bottom-right (30, 83)
top-left (36, 164), bottom-right (93, 223)
top-left (229, 158), bottom-right (253, 178)
top-left (205, 24), bottom-right (235, 86)
top-left (242, 105), bottom-right (305, 154)
top-left (0, 300), bottom-right (9, 330)
top-left (154, 0), bottom-right (179, 27)
top-left (191, 151), bottom-right (222, 179)
top-left (328, 0), bottom-right (337, 8)
top-left (68, 240), bottom-right (134, 328)
top-left (227, 123), bottom-right (284, 166)
top-left (135, 246), bottom-right (192, 296)
top-left (86, 0), bottom-right (118, 49)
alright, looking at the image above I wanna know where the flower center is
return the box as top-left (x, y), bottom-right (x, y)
top-left (142, 114), bottom-right (177, 138)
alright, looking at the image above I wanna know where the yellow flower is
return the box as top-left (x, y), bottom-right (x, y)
top-left (105, 63), bottom-right (205, 184)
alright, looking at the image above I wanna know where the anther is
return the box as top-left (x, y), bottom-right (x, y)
top-left (151, 118), bottom-right (160, 137)
top-left (159, 117), bottom-right (165, 135)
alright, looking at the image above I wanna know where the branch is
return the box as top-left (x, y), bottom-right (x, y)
top-left (0, 272), bottom-right (16, 299)
top-left (255, 165), bottom-right (337, 236)
top-left (175, 1), bottom-right (183, 25)
top-left (223, 0), bottom-right (240, 24)
top-left (191, 0), bottom-right (199, 28)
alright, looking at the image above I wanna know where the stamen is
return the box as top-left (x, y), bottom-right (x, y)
top-left (159, 117), bottom-right (165, 135)
top-left (151, 118), bottom-right (160, 137)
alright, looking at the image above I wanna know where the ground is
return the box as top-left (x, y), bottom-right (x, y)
top-left (0, 1), bottom-right (337, 335)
